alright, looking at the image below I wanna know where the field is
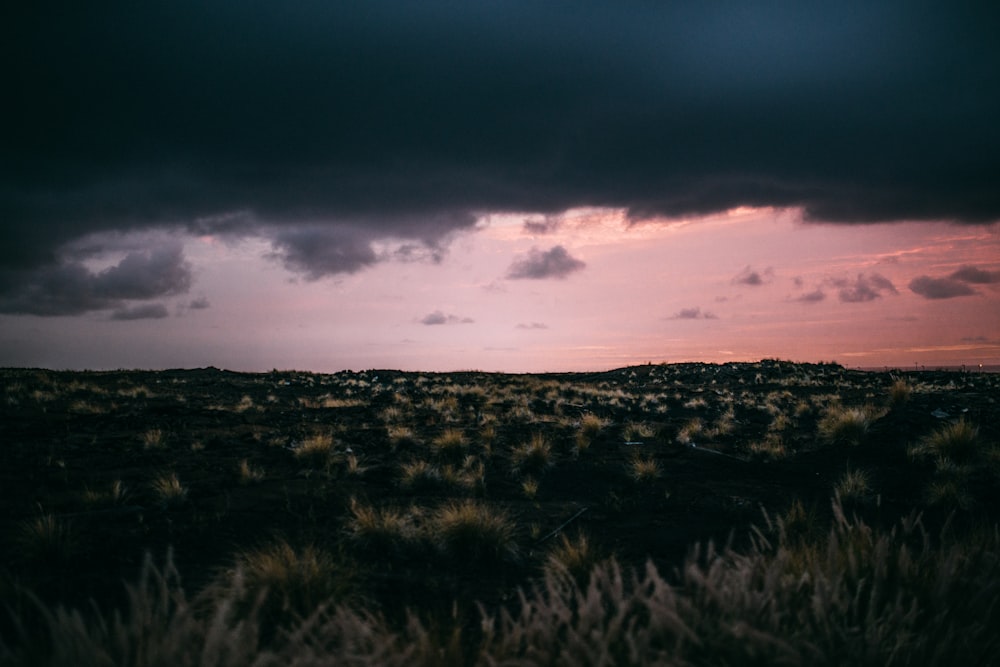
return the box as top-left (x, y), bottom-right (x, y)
top-left (2, 361), bottom-right (999, 665)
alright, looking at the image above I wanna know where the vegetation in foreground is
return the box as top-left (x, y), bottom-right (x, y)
top-left (1, 361), bottom-right (998, 664)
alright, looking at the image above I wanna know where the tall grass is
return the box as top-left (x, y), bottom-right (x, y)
top-left (4, 501), bottom-right (998, 665)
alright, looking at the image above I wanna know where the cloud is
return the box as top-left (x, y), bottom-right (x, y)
top-left (3, 3), bottom-right (997, 302)
top-left (110, 303), bottom-right (170, 320)
top-left (670, 307), bottom-right (718, 320)
top-left (188, 296), bottom-right (210, 310)
top-left (828, 272), bottom-right (898, 303)
top-left (523, 217), bottom-right (562, 235)
top-left (0, 243), bottom-right (193, 316)
top-left (516, 322), bottom-right (548, 330)
top-left (506, 245), bottom-right (586, 280)
top-left (908, 275), bottom-right (977, 299)
top-left (733, 266), bottom-right (774, 286)
top-left (794, 289), bottom-right (827, 303)
top-left (419, 310), bottom-right (474, 325)
top-left (949, 265), bottom-right (1000, 284)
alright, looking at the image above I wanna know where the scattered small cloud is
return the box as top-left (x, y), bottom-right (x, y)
top-left (828, 272), bottom-right (898, 303)
top-left (909, 275), bottom-right (977, 299)
top-left (110, 303), bottom-right (170, 320)
top-left (732, 265), bottom-right (774, 286)
top-left (188, 296), bottom-right (210, 310)
top-left (506, 245), bottom-right (586, 280)
top-left (419, 310), bottom-right (474, 325)
top-left (794, 289), bottom-right (826, 303)
top-left (522, 216), bottom-right (562, 235)
top-left (949, 265), bottom-right (1000, 284)
top-left (670, 307), bottom-right (718, 320)
top-left (516, 322), bottom-right (548, 330)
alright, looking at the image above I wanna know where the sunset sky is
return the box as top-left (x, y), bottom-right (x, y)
top-left (2, 2), bottom-right (999, 372)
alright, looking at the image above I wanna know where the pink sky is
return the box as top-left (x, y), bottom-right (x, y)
top-left (2, 207), bottom-right (997, 372)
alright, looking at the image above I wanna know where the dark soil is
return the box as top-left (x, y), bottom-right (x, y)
top-left (2, 361), bottom-right (998, 629)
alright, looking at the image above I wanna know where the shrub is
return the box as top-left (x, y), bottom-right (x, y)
top-left (623, 422), bottom-right (655, 441)
top-left (675, 418), bottom-right (703, 445)
top-left (429, 500), bottom-right (518, 564)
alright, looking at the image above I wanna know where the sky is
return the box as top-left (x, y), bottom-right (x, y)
top-left (2, 2), bottom-right (999, 372)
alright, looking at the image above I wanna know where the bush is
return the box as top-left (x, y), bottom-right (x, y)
top-left (912, 418), bottom-right (981, 463)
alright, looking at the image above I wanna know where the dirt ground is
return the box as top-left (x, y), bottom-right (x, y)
top-left (2, 361), bottom-right (998, 625)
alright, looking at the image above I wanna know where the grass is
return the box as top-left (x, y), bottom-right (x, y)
top-left (236, 459), bottom-right (265, 485)
top-left (16, 513), bottom-right (75, 566)
top-left (888, 377), bottom-right (912, 406)
top-left (10, 500), bottom-right (999, 665)
top-left (544, 532), bottom-right (604, 586)
top-left (911, 418), bottom-right (981, 463)
top-left (510, 434), bottom-right (553, 474)
top-left (347, 499), bottom-right (414, 556)
top-left (431, 428), bottom-right (467, 459)
top-left (748, 435), bottom-right (788, 461)
top-left (150, 472), bottom-right (188, 507)
top-left (629, 456), bottom-right (661, 481)
top-left (834, 468), bottom-right (872, 504)
top-left (429, 500), bottom-right (518, 564)
top-left (817, 404), bottom-right (877, 446)
top-left (294, 432), bottom-right (336, 467)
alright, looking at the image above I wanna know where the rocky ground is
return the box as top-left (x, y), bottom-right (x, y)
top-left (1, 361), bottom-right (998, 629)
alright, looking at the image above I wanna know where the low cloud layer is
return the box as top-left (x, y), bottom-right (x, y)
top-left (2, 3), bottom-right (997, 307)
top-left (110, 303), bottom-right (170, 321)
top-left (0, 244), bottom-right (192, 317)
top-left (506, 246), bottom-right (586, 280)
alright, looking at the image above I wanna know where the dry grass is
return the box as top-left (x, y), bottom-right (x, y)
top-left (544, 532), bottom-right (604, 586)
top-left (347, 500), bottom-right (414, 556)
top-left (237, 459), bottom-right (265, 485)
top-left (511, 434), bottom-right (553, 474)
top-left (834, 468), bottom-right (872, 504)
top-left (629, 456), bottom-right (661, 481)
top-left (431, 428), bottom-right (467, 459)
top-left (818, 405), bottom-right (878, 446)
top-left (150, 472), bottom-right (188, 507)
top-left (888, 377), bottom-right (912, 406)
top-left (429, 500), bottom-right (518, 564)
top-left (294, 432), bottom-right (335, 467)
top-left (911, 418), bottom-right (981, 463)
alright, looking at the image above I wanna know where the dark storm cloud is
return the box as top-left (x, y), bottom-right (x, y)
top-left (110, 303), bottom-right (170, 321)
top-left (506, 246), bottom-right (586, 280)
top-left (670, 307), bottom-right (718, 320)
top-left (828, 273), bottom-right (898, 303)
top-left (3, 2), bottom-right (1000, 299)
top-left (909, 276), bottom-right (977, 299)
top-left (523, 218), bottom-right (562, 236)
top-left (0, 244), bottom-right (192, 316)
top-left (188, 297), bottom-right (210, 310)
